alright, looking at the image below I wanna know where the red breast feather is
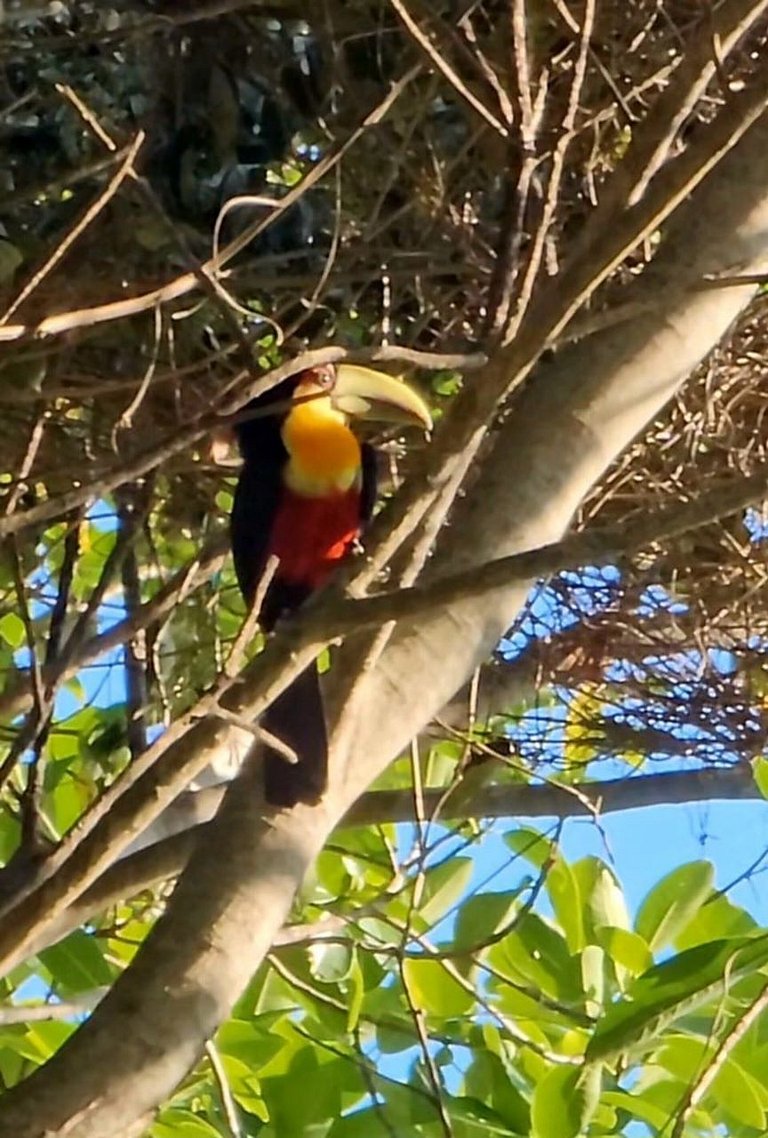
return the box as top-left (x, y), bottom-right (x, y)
top-left (268, 486), bottom-right (362, 590)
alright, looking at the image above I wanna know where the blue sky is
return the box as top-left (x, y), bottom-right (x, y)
top-left (497, 561), bottom-right (768, 920)
top-left (562, 797), bottom-right (768, 922)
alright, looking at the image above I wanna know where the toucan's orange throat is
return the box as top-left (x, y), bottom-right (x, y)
top-left (281, 397), bottom-right (362, 496)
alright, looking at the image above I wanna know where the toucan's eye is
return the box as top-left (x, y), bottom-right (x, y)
top-left (308, 365), bottom-right (335, 392)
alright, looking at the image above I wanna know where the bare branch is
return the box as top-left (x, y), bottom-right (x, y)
top-left (24, 764), bottom-right (762, 960)
top-left (389, 0), bottom-right (508, 136)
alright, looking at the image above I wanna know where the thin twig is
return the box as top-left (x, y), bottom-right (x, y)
top-left (0, 70), bottom-right (422, 345)
top-left (628, 0), bottom-right (768, 204)
top-left (205, 1040), bottom-right (243, 1138)
top-left (0, 342), bottom-right (480, 544)
top-left (330, 63), bottom-right (768, 597)
top-left (207, 707), bottom-right (298, 765)
top-left (501, 0), bottom-right (596, 345)
top-left (670, 980), bottom-right (768, 1138)
top-left (399, 958), bottom-right (454, 1138)
top-left (0, 538), bottom-right (229, 726)
top-left (388, 0), bottom-right (507, 136)
top-left (0, 990), bottom-right (107, 1025)
top-left (312, 461), bottom-right (768, 641)
top-left (225, 555), bottom-right (279, 678)
top-left (0, 132), bottom-right (145, 325)
top-left (116, 489), bottom-right (152, 761)
top-left (3, 412), bottom-right (46, 517)
top-left (484, 0), bottom-right (548, 337)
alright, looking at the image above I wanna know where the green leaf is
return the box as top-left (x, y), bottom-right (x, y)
top-left (711, 1055), bottom-right (767, 1129)
top-left (416, 856), bottom-right (474, 926)
top-left (0, 810), bottom-right (20, 865)
top-left (312, 850), bottom-right (355, 901)
top-left (216, 1016), bottom-right (288, 1071)
top-left (453, 891), bottom-right (518, 953)
top-left (402, 957), bottom-right (474, 1018)
top-left (375, 1020), bottom-right (416, 1054)
top-left (444, 1094), bottom-right (527, 1135)
top-left (753, 756), bottom-right (768, 799)
top-left (151, 1109), bottom-right (223, 1138)
top-left (308, 942), bottom-right (354, 984)
top-left (674, 892), bottom-right (757, 949)
top-left (0, 239), bottom-right (23, 284)
top-left (602, 1089), bottom-right (678, 1131)
top-left (587, 933), bottom-right (768, 1062)
top-left (431, 370), bottom-right (463, 397)
top-left (504, 828), bottom-right (553, 870)
top-left (578, 858), bottom-right (630, 934)
top-left (37, 930), bottom-right (113, 992)
top-left (215, 488), bottom-right (233, 513)
top-left (463, 1050), bottom-right (531, 1133)
top-left (331, 1109), bottom-right (407, 1138)
top-left (261, 1049), bottom-right (349, 1133)
top-left (47, 774), bottom-right (92, 837)
top-left (547, 856), bottom-right (584, 952)
top-left (74, 549), bottom-right (113, 595)
top-left (0, 612), bottom-right (26, 650)
top-left (425, 738), bottom-right (462, 785)
top-left (373, 1076), bottom-right (439, 1126)
top-left (328, 1108), bottom-right (390, 1138)
top-left (581, 944), bottom-right (604, 1017)
top-left (531, 1063), bottom-right (601, 1138)
top-left (216, 1053), bottom-right (266, 1117)
top-left (345, 955), bottom-right (364, 1033)
top-left (563, 683), bottom-right (604, 767)
top-left (596, 926), bottom-right (653, 979)
top-left (489, 912), bottom-right (583, 1003)
top-left (16, 1021), bottom-right (75, 1062)
top-left (356, 916), bottom-right (402, 947)
top-left (638, 1076), bottom-right (716, 1132)
top-left (635, 861), bottom-right (714, 950)
top-left (47, 731), bottom-right (81, 761)
top-left (0, 1045), bottom-right (26, 1089)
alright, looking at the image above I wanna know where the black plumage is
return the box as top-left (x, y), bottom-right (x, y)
top-left (231, 379), bottom-right (377, 806)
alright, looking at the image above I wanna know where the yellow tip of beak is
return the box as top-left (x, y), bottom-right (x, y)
top-left (332, 364), bottom-right (432, 431)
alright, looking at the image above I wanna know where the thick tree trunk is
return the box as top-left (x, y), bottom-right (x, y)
top-left (329, 110), bottom-right (768, 807)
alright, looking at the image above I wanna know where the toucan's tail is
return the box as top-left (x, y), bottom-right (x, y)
top-left (261, 665), bottom-right (328, 807)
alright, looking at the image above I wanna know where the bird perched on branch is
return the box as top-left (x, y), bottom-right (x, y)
top-left (231, 363), bottom-right (432, 807)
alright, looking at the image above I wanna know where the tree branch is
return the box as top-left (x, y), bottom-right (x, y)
top-left (306, 460), bottom-right (768, 639)
top-left (25, 764), bottom-right (761, 959)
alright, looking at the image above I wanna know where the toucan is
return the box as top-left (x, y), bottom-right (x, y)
top-left (231, 363), bottom-right (432, 807)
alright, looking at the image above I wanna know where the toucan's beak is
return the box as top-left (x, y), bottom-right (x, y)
top-left (331, 364), bottom-right (432, 431)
